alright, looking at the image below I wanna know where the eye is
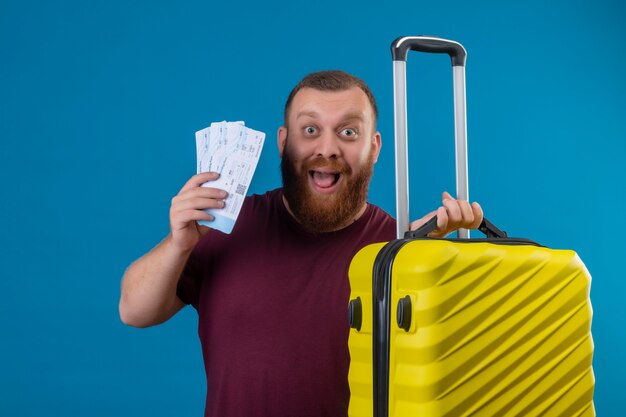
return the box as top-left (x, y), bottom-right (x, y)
top-left (304, 126), bottom-right (318, 135)
top-left (340, 128), bottom-right (358, 138)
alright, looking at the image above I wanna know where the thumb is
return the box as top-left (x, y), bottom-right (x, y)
top-left (409, 210), bottom-right (437, 231)
top-left (197, 223), bottom-right (212, 237)
top-left (442, 191), bottom-right (454, 201)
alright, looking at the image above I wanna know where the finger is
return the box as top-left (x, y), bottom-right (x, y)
top-left (470, 202), bottom-right (483, 229)
top-left (171, 209), bottom-right (214, 230)
top-left (172, 196), bottom-right (226, 213)
top-left (442, 198), bottom-right (462, 228)
top-left (458, 199), bottom-right (475, 227)
top-left (428, 206), bottom-right (448, 237)
top-left (187, 209), bottom-right (215, 222)
top-left (180, 172), bottom-right (221, 192)
top-left (175, 186), bottom-right (228, 202)
top-left (442, 191), bottom-right (454, 201)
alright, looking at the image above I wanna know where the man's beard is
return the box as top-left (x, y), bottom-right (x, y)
top-left (280, 139), bottom-right (375, 234)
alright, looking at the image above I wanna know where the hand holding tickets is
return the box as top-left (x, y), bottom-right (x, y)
top-left (196, 121), bottom-right (265, 234)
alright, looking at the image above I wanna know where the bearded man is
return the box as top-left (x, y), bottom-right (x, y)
top-left (119, 70), bottom-right (483, 417)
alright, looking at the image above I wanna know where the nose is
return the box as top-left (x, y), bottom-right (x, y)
top-left (315, 131), bottom-right (341, 159)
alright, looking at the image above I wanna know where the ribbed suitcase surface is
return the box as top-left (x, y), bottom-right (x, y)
top-left (347, 239), bottom-right (594, 417)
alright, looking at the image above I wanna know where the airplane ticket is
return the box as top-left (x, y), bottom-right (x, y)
top-left (195, 121), bottom-right (265, 234)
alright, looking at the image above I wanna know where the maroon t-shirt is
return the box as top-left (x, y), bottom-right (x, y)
top-left (177, 188), bottom-right (396, 417)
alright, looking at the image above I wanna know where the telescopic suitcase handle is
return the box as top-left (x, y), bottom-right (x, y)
top-left (391, 36), bottom-right (466, 65)
top-left (391, 36), bottom-right (470, 239)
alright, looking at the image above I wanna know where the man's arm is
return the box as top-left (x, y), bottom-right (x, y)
top-left (410, 191), bottom-right (483, 236)
top-left (119, 172), bottom-right (228, 328)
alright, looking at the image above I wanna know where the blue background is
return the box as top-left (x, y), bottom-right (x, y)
top-left (1, 0), bottom-right (624, 415)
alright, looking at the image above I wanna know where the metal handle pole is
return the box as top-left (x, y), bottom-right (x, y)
top-left (453, 65), bottom-right (469, 239)
top-left (393, 61), bottom-right (409, 239)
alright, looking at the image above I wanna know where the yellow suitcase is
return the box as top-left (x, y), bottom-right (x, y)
top-left (347, 36), bottom-right (595, 417)
top-left (347, 232), bottom-right (595, 416)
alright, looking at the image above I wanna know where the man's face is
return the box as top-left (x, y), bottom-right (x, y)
top-left (278, 87), bottom-right (382, 233)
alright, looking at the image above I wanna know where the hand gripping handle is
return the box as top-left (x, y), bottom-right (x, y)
top-left (405, 216), bottom-right (508, 239)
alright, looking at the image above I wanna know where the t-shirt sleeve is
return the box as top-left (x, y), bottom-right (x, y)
top-left (175, 194), bottom-right (261, 309)
top-left (176, 241), bottom-right (208, 310)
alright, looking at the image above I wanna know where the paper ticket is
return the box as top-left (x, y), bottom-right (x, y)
top-left (195, 121), bottom-right (265, 234)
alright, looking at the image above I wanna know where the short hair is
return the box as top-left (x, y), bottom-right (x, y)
top-left (283, 70), bottom-right (379, 127)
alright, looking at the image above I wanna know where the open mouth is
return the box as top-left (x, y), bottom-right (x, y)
top-left (309, 170), bottom-right (341, 192)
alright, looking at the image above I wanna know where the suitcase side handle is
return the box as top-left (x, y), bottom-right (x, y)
top-left (391, 36), bottom-right (467, 66)
top-left (405, 215), bottom-right (508, 239)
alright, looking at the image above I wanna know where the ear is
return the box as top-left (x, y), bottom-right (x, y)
top-left (277, 126), bottom-right (287, 157)
top-left (371, 131), bottom-right (382, 163)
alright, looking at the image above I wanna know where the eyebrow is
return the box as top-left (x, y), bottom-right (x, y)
top-left (296, 111), bottom-right (320, 120)
top-left (295, 111), bottom-right (365, 123)
top-left (341, 112), bottom-right (365, 123)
